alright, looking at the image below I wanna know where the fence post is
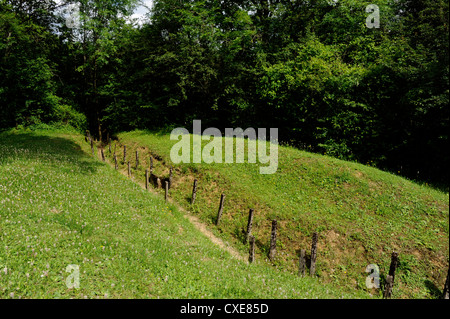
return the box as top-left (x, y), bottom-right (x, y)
top-left (249, 235), bottom-right (255, 263)
top-left (150, 156), bottom-right (153, 173)
top-left (135, 150), bottom-right (139, 169)
top-left (169, 167), bottom-right (173, 188)
top-left (165, 180), bottom-right (169, 202)
top-left (388, 251), bottom-right (399, 283)
top-left (127, 161), bottom-right (131, 177)
top-left (268, 220), bottom-right (277, 261)
top-left (215, 193), bottom-right (225, 225)
top-left (145, 169), bottom-right (149, 190)
top-left (90, 139), bottom-right (94, 157)
top-left (157, 177), bottom-right (161, 189)
top-left (384, 275), bottom-right (394, 299)
top-left (114, 154), bottom-right (118, 170)
top-left (245, 209), bottom-right (254, 244)
top-left (101, 148), bottom-right (105, 162)
top-left (443, 266), bottom-right (449, 299)
top-left (382, 252), bottom-right (399, 299)
top-left (310, 232), bottom-right (318, 276)
top-left (191, 179), bottom-right (198, 204)
top-left (298, 249), bottom-right (306, 277)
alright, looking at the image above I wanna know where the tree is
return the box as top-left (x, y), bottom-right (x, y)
top-left (0, 1), bottom-right (59, 127)
top-left (63, 0), bottom-right (138, 139)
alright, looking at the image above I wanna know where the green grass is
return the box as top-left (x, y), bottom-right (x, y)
top-left (113, 129), bottom-right (449, 299)
top-left (0, 128), bottom-right (370, 299)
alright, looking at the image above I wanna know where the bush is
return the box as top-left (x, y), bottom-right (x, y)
top-left (51, 104), bottom-right (87, 132)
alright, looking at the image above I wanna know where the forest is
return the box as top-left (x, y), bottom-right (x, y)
top-left (0, 0), bottom-right (448, 187)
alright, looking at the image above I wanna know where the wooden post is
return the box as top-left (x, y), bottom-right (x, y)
top-left (165, 180), bottom-right (169, 202)
top-left (145, 169), bottom-right (149, 190)
top-left (156, 177), bottom-right (161, 189)
top-left (101, 148), bottom-right (105, 162)
top-left (169, 167), bottom-right (173, 188)
top-left (123, 145), bottom-right (127, 163)
top-left (114, 154), bottom-right (118, 170)
top-left (384, 275), bottom-right (394, 299)
top-left (245, 209), bottom-right (254, 244)
top-left (268, 219), bottom-right (277, 261)
top-left (388, 251), bottom-right (399, 283)
top-left (215, 193), bottom-right (225, 225)
top-left (90, 139), bottom-right (94, 156)
top-left (298, 249), bottom-right (306, 277)
top-left (127, 161), bottom-right (131, 177)
top-left (150, 156), bottom-right (153, 173)
top-left (191, 179), bottom-right (198, 204)
top-left (443, 266), bottom-right (449, 299)
top-left (249, 235), bottom-right (255, 263)
top-left (310, 232), bottom-right (318, 276)
top-left (135, 150), bottom-right (139, 169)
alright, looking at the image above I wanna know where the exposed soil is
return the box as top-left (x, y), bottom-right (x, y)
top-left (97, 143), bottom-right (247, 263)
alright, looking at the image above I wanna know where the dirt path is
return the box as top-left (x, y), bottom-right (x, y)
top-left (97, 147), bottom-right (247, 263)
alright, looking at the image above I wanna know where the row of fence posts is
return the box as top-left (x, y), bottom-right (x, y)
top-left (202, 185), bottom-right (411, 299)
top-left (117, 139), bottom-right (173, 202)
top-left (87, 131), bottom-right (450, 299)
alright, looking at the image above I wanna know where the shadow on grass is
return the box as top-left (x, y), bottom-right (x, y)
top-left (0, 130), bottom-right (103, 174)
top-left (424, 279), bottom-right (443, 299)
top-left (295, 248), bottom-right (312, 271)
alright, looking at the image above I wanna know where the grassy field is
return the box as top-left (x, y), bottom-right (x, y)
top-left (113, 129), bottom-right (449, 299)
top-left (0, 127), bottom-right (371, 299)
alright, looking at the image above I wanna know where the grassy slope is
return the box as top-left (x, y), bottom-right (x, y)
top-left (0, 128), bottom-right (368, 299)
top-left (115, 130), bottom-right (449, 299)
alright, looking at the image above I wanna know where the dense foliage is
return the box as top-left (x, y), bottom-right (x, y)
top-left (0, 0), bottom-right (448, 186)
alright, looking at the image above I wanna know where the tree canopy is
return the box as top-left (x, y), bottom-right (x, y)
top-left (0, 0), bottom-right (448, 187)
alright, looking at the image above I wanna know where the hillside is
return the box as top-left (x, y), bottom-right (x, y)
top-left (0, 128), bottom-right (369, 299)
top-left (1, 0), bottom-right (448, 302)
top-left (113, 129), bottom-right (449, 299)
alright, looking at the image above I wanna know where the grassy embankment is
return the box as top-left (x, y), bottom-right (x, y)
top-left (0, 127), bottom-right (371, 299)
top-left (114, 129), bottom-right (449, 299)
